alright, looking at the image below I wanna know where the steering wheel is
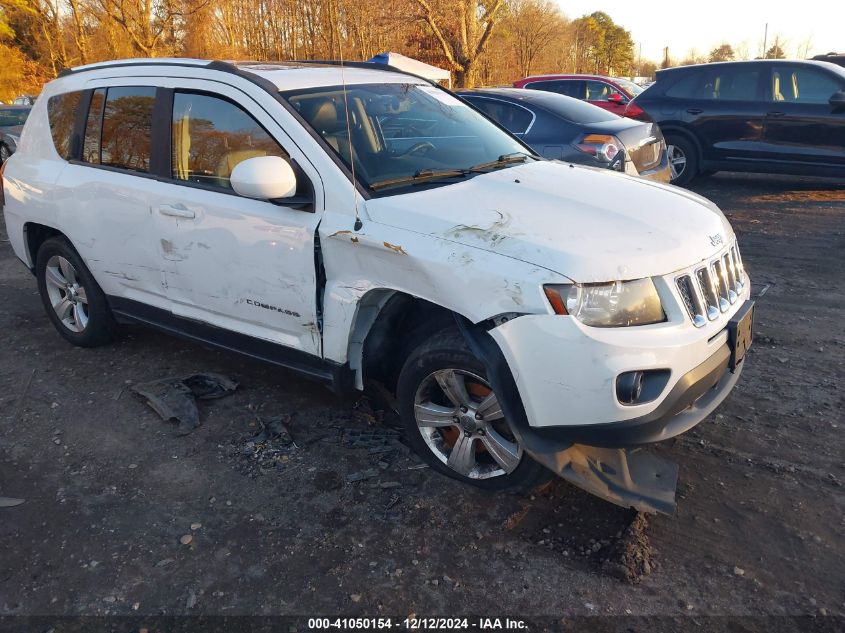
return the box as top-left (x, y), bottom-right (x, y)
top-left (397, 141), bottom-right (435, 157)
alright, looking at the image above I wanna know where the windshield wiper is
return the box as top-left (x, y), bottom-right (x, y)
top-left (368, 153), bottom-right (533, 191)
top-left (467, 152), bottom-right (533, 173)
top-left (369, 168), bottom-right (468, 191)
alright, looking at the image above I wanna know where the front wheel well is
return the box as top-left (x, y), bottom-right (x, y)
top-left (24, 223), bottom-right (63, 269)
top-left (355, 292), bottom-right (458, 393)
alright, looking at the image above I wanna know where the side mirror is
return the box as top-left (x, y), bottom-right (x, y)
top-left (608, 92), bottom-right (627, 104)
top-left (230, 156), bottom-right (297, 200)
top-left (830, 90), bottom-right (845, 107)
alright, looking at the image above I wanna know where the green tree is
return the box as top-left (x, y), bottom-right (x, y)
top-left (709, 43), bottom-right (735, 62)
top-left (570, 11), bottom-right (634, 75)
top-left (766, 44), bottom-right (786, 59)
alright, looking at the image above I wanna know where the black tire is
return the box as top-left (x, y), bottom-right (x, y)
top-left (0, 143), bottom-right (10, 166)
top-left (666, 134), bottom-right (699, 186)
top-left (35, 236), bottom-right (115, 347)
top-left (396, 327), bottom-right (546, 491)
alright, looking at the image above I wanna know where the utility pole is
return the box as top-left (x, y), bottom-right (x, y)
top-left (638, 42), bottom-right (642, 78)
top-left (762, 22), bottom-right (768, 58)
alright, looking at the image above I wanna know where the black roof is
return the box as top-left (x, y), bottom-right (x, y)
top-left (458, 87), bottom-right (618, 124)
top-left (656, 58), bottom-right (842, 76)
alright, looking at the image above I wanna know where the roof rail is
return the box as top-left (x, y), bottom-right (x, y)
top-left (287, 59), bottom-right (435, 85)
top-left (55, 57), bottom-right (433, 84)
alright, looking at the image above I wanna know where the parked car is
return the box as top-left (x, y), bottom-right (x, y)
top-left (513, 74), bottom-right (643, 116)
top-left (0, 106), bottom-right (31, 165)
top-left (1, 59), bottom-right (753, 511)
top-left (458, 88), bottom-right (669, 182)
top-left (624, 60), bottom-right (845, 185)
top-left (13, 95), bottom-right (37, 106)
top-left (812, 52), bottom-right (845, 68)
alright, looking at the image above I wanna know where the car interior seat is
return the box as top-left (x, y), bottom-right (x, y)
top-left (773, 73), bottom-right (785, 101)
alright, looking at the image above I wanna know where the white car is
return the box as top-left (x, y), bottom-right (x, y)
top-left (0, 59), bottom-right (753, 512)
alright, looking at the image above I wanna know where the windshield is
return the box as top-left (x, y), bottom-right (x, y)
top-left (0, 108), bottom-right (30, 127)
top-left (613, 78), bottom-right (644, 96)
top-left (281, 83), bottom-right (532, 193)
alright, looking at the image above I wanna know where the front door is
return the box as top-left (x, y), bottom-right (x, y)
top-left (146, 83), bottom-right (324, 356)
top-left (584, 80), bottom-right (627, 115)
top-left (761, 64), bottom-right (845, 168)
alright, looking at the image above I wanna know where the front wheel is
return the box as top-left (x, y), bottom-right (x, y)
top-left (666, 135), bottom-right (699, 186)
top-left (396, 329), bottom-right (545, 490)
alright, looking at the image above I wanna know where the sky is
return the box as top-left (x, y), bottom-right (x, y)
top-left (562, 1), bottom-right (843, 63)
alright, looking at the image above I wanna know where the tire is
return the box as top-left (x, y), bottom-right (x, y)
top-left (0, 143), bottom-right (10, 165)
top-left (396, 328), bottom-right (546, 491)
top-left (665, 134), bottom-right (699, 186)
top-left (35, 236), bottom-right (115, 347)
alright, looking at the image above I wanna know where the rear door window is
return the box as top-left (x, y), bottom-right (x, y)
top-left (100, 87), bottom-right (156, 171)
top-left (46, 91), bottom-right (82, 160)
top-left (81, 86), bottom-right (155, 171)
top-left (82, 88), bottom-right (105, 164)
top-left (465, 98), bottom-right (533, 134)
top-left (666, 67), bottom-right (761, 101)
top-left (771, 66), bottom-right (844, 103)
top-left (526, 80), bottom-right (584, 98)
top-left (171, 91), bottom-right (289, 190)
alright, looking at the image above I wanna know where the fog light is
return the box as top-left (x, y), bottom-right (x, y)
top-left (616, 369), bottom-right (671, 405)
top-left (616, 371), bottom-right (644, 404)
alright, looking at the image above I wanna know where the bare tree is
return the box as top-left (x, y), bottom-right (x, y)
top-left (508, 0), bottom-right (562, 78)
top-left (415, 0), bottom-right (504, 88)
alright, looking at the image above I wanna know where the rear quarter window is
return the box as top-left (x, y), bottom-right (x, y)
top-left (47, 91), bottom-right (83, 160)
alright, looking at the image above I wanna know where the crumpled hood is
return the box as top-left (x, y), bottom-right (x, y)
top-left (364, 160), bottom-right (734, 282)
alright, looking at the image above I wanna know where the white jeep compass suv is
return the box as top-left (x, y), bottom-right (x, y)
top-left (0, 59), bottom-right (754, 512)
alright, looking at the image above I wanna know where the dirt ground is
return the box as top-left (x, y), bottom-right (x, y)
top-left (0, 172), bottom-right (843, 626)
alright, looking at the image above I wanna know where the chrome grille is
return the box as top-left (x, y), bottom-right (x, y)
top-left (676, 241), bottom-right (746, 327)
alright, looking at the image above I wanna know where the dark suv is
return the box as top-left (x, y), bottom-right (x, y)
top-left (625, 60), bottom-right (845, 185)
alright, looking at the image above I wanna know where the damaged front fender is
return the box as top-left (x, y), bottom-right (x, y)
top-left (454, 314), bottom-right (679, 515)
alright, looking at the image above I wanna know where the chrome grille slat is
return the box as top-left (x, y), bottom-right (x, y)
top-left (695, 267), bottom-right (720, 320)
top-left (677, 240), bottom-right (745, 326)
top-left (723, 253), bottom-right (738, 303)
top-left (676, 275), bottom-right (706, 327)
top-left (711, 259), bottom-right (730, 311)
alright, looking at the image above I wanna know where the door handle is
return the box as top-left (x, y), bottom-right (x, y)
top-left (686, 108), bottom-right (703, 115)
top-left (158, 204), bottom-right (196, 219)
top-left (767, 111), bottom-right (785, 117)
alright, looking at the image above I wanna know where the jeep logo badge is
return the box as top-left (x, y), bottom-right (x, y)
top-left (709, 233), bottom-right (723, 246)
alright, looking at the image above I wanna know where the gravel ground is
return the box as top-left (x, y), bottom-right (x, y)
top-left (0, 173), bottom-right (843, 626)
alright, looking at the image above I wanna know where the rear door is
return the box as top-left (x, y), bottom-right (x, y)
top-left (664, 64), bottom-right (767, 163)
top-left (54, 83), bottom-right (168, 309)
top-left (761, 63), bottom-right (845, 168)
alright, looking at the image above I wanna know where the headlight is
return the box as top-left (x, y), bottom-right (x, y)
top-left (544, 278), bottom-right (665, 327)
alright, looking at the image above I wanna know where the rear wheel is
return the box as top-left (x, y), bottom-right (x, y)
top-left (36, 236), bottom-right (115, 347)
top-left (666, 135), bottom-right (699, 186)
top-left (396, 329), bottom-right (545, 490)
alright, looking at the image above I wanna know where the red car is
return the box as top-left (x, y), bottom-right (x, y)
top-left (513, 74), bottom-right (644, 116)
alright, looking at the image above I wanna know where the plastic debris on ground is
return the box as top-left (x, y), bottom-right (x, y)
top-left (131, 372), bottom-right (238, 435)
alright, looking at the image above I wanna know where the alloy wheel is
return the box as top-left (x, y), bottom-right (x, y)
top-left (667, 144), bottom-right (687, 181)
top-left (44, 255), bottom-right (89, 333)
top-left (413, 368), bottom-right (522, 479)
